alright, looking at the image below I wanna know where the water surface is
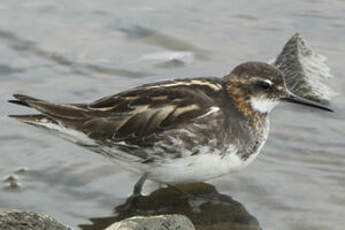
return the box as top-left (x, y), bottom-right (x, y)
top-left (0, 1), bottom-right (344, 229)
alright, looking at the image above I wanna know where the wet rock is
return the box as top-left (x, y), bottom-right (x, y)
top-left (3, 175), bottom-right (21, 189)
top-left (105, 214), bottom-right (195, 230)
top-left (273, 33), bottom-right (336, 104)
top-left (3, 175), bottom-right (18, 183)
top-left (0, 210), bottom-right (72, 230)
top-left (80, 183), bottom-right (262, 230)
top-left (14, 167), bottom-right (28, 175)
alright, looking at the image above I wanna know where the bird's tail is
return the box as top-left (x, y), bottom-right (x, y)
top-left (8, 94), bottom-right (96, 145)
top-left (8, 94), bottom-right (54, 126)
top-left (8, 94), bottom-right (89, 128)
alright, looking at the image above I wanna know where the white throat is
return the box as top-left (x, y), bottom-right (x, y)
top-left (250, 97), bottom-right (279, 113)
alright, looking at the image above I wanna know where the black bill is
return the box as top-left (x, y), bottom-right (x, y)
top-left (281, 93), bottom-right (334, 112)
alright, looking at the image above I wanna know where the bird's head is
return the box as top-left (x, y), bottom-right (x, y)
top-left (223, 62), bottom-right (333, 114)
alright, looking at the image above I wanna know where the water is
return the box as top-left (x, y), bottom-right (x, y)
top-left (1, 1), bottom-right (345, 229)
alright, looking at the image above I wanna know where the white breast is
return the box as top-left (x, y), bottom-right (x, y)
top-left (105, 118), bottom-right (271, 185)
top-left (142, 140), bottom-right (267, 184)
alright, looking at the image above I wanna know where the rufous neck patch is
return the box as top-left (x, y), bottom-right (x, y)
top-left (226, 84), bottom-right (266, 129)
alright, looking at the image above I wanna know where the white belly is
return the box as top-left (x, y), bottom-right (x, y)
top-left (106, 122), bottom-right (269, 184)
top-left (140, 121), bottom-right (269, 184)
top-left (145, 151), bottom-right (260, 184)
top-left (143, 122), bottom-right (270, 184)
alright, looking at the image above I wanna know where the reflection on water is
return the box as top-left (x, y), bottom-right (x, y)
top-left (80, 183), bottom-right (261, 230)
top-left (0, 29), bottom-right (149, 78)
top-left (117, 25), bottom-right (210, 61)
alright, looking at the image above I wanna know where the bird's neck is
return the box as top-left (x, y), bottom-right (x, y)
top-left (224, 84), bottom-right (267, 130)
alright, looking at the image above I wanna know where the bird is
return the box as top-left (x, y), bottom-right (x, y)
top-left (8, 62), bottom-right (333, 196)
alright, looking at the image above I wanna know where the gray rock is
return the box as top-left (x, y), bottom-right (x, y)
top-left (105, 214), bottom-right (195, 230)
top-left (0, 210), bottom-right (72, 230)
top-left (273, 33), bottom-right (336, 104)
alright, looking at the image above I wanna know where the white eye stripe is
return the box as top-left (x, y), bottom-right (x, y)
top-left (263, 79), bottom-right (273, 86)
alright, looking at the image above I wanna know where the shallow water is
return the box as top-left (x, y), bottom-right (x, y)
top-left (0, 1), bottom-right (345, 229)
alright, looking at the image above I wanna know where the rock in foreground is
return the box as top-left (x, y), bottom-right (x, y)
top-left (105, 215), bottom-right (195, 230)
top-left (0, 210), bottom-right (72, 230)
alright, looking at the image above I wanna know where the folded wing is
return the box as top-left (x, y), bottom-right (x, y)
top-left (9, 78), bottom-right (222, 145)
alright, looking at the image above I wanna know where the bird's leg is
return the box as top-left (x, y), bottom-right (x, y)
top-left (132, 174), bottom-right (147, 196)
top-left (117, 175), bottom-right (147, 213)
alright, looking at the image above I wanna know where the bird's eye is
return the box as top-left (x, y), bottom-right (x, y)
top-left (257, 80), bottom-right (272, 90)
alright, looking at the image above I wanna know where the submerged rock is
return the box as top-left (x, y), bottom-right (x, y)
top-left (105, 215), bottom-right (195, 230)
top-left (0, 210), bottom-right (72, 230)
top-left (80, 183), bottom-right (262, 230)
